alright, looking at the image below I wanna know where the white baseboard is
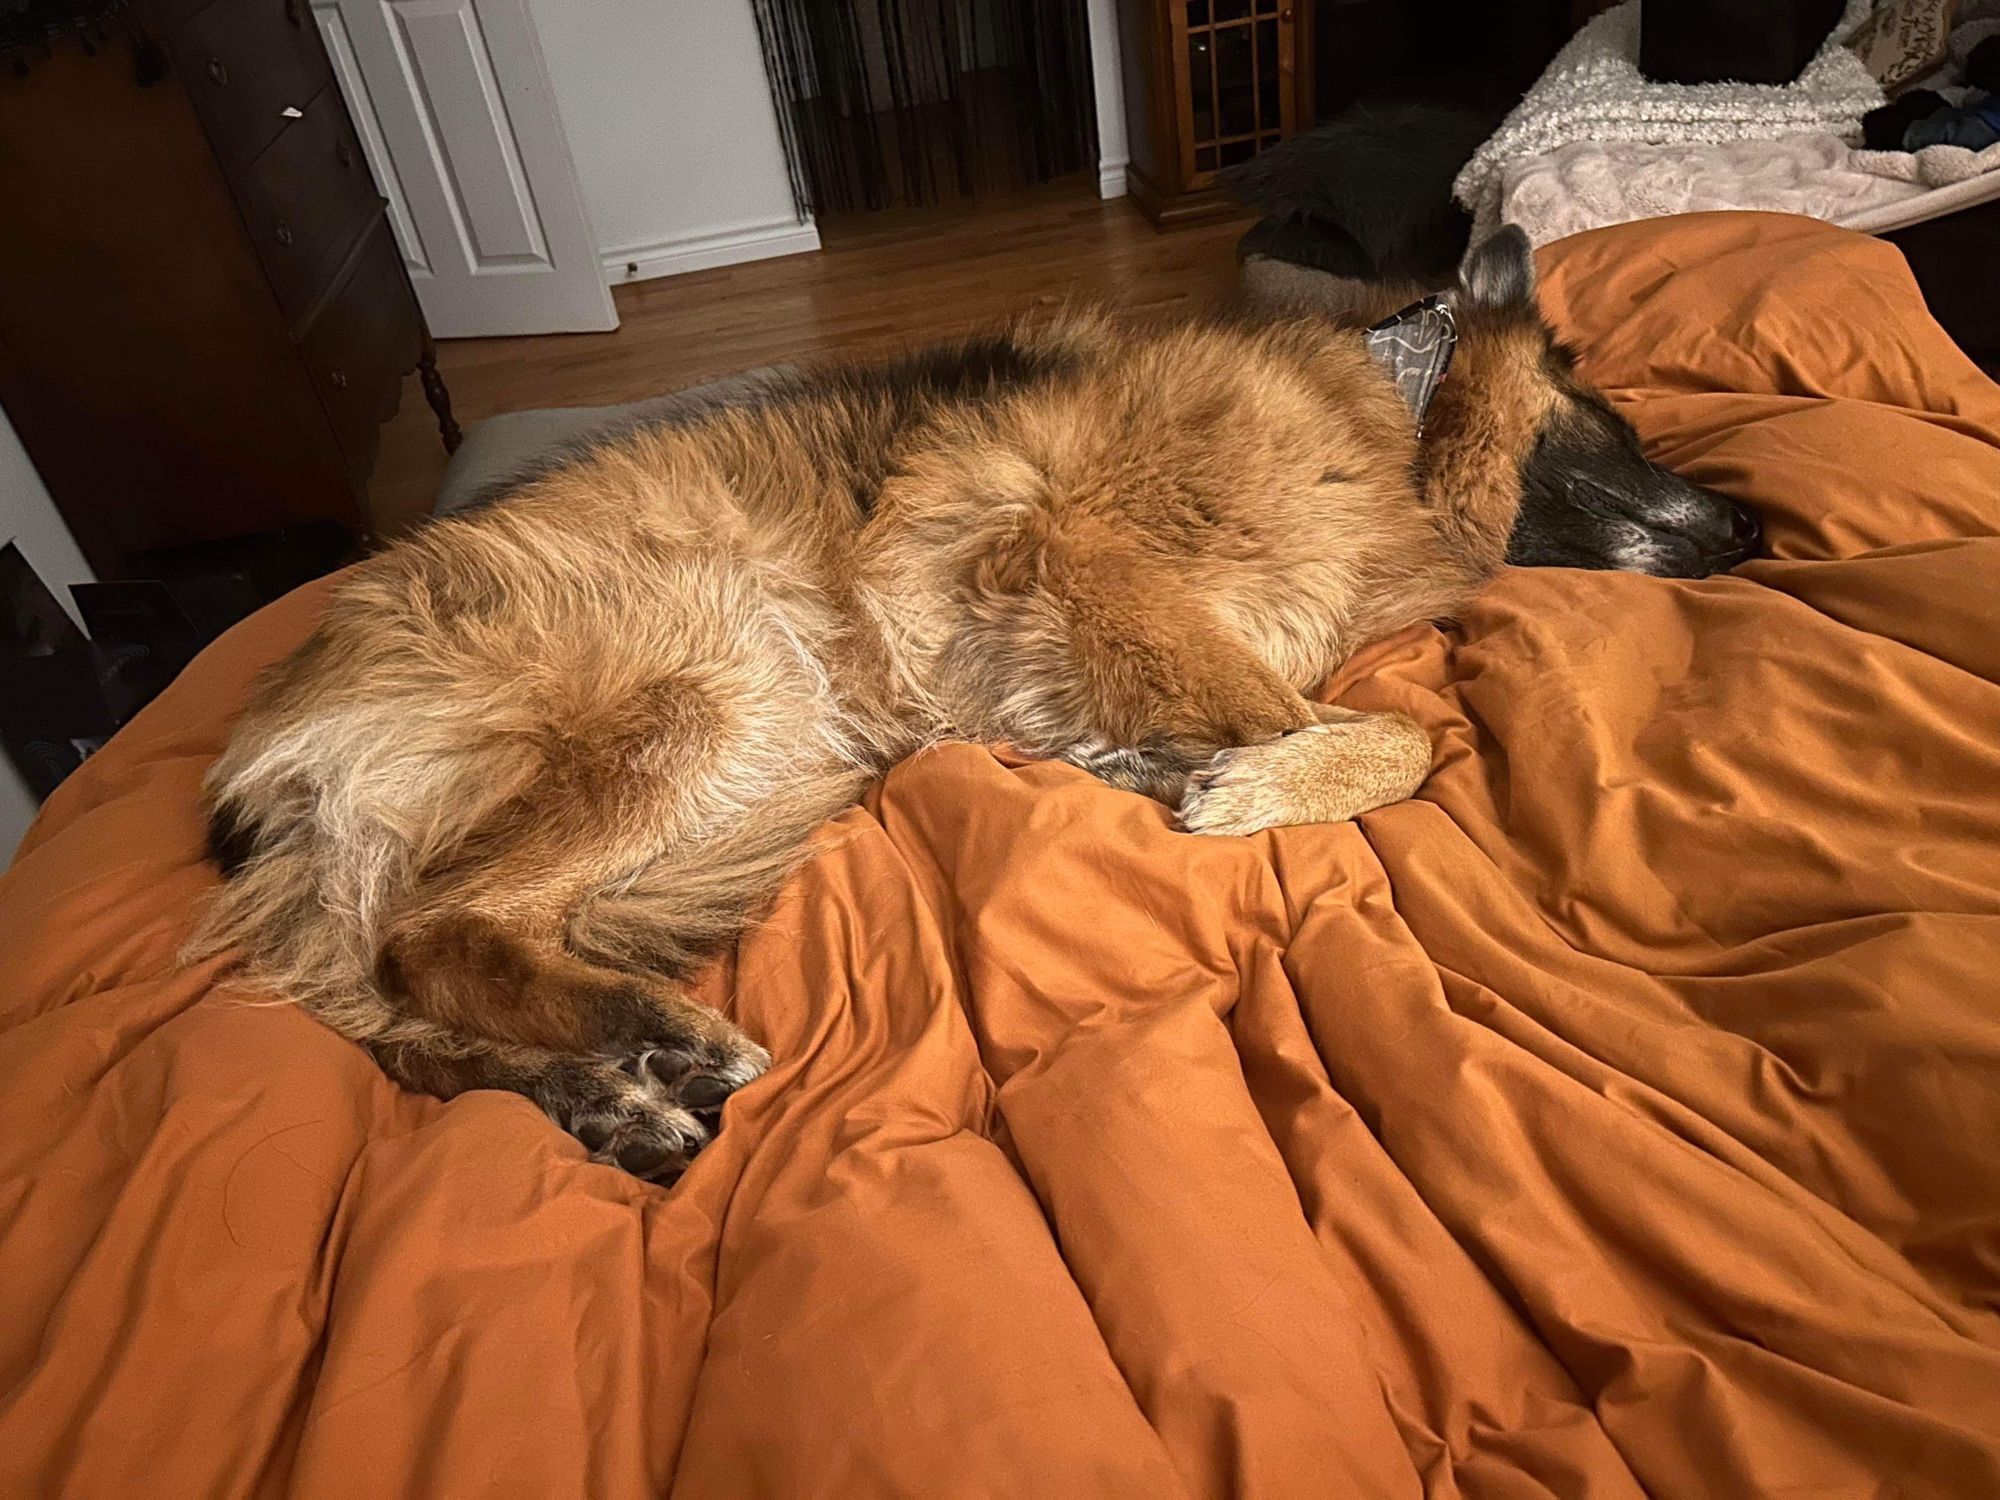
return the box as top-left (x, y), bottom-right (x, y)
top-left (1098, 157), bottom-right (1130, 200)
top-left (603, 216), bottom-right (822, 284)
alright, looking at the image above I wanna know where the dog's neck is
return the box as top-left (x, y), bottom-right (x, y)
top-left (1362, 295), bottom-right (1456, 434)
top-left (1409, 315), bottom-right (1553, 560)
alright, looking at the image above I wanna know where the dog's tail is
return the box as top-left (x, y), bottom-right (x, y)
top-left (182, 499), bottom-right (859, 1082)
top-left (185, 652), bottom-right (553, 1047)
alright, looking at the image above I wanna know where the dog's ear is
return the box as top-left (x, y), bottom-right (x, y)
top-left (1458, 226), bottom-right (1536, 312)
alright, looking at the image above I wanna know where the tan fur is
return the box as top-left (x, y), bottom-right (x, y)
top-left (189, 295), bottom-right (1561, 1178)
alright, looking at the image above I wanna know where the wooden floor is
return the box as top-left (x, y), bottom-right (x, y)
top-left (371, 187), bottom-right (1253, 533)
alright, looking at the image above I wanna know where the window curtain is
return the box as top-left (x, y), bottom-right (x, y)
top-left (750, 0), bottom-right (1098, 215)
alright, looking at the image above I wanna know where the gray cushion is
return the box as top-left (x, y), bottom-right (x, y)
top-left (432, 365), bottom-right (799, 517)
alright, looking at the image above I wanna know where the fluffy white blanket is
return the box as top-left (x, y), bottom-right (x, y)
top-left (1493, 132), bottom-right (2000, 248)
top-left (1454, 0), bottom-right (1885, 240)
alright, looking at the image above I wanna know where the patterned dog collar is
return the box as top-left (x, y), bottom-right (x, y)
top-left (1364, 294), bottom-right (1457, 435)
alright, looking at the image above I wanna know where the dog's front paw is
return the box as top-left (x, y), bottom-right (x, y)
top-left (1177, 715), bottom-right (1430, 835)
top-left (1177, 737), bottom-right (1310, 836)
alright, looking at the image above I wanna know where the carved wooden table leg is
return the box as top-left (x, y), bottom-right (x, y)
top-left (419, 336), bottom-right (463, 453)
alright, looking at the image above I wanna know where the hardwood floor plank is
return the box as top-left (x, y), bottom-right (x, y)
top-left (370, 188), bottom-right (1252, 535)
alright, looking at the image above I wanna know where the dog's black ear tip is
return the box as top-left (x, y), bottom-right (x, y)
top-left (1459, 225), bottom-right (1537, 311)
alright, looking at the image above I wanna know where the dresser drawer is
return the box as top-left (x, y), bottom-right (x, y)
top-left (152, 0), bottom-right (226, 23)
top-left (239, 84), bottom-right (383, 325)
top-left (299, 219), bottom-right (422, 476)
top-left (177, 0), bottom-right (331, 172)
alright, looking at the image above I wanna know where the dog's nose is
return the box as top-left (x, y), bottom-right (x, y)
top-left (1729, 504), bottom-right (1761, 552)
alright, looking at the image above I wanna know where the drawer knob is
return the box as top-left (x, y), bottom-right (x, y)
top-left (336, 141), bottom-right (354, 169)
top-left (285, 0), bottom-right (305, 25)
top-left (275, 223), bottom-right (295, 246)
top-left (329, 369), bottom-right (349, 389)
top-left (206, 56), bottom-right (229, 86)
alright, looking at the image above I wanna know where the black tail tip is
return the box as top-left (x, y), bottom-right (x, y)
top-left (206, 803), bottom-right (257, 877)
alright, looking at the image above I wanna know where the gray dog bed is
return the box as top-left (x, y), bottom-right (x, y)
top-left (431, 365), bottom-right (798, 518)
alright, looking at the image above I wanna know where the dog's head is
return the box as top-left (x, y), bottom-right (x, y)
top-left (1449, 228), bottom-right (1761, 578)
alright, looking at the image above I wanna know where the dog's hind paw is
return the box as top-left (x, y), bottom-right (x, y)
top-left (542, 1059), bottom-right (712, 1182)
top-left (619, 1028), bottom-right (771, 1125)
top-left (545, 1026), bottom-right (770, 1183)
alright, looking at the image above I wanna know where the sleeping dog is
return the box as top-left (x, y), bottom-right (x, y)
top-left (191, 228), bottom-right (1759, 1181)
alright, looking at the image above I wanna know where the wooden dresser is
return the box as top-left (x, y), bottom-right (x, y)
top-left (0, 0), bottom-right (458, 579)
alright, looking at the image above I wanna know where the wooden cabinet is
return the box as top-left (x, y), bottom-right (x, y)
top-left (1117, 0), bottom-right (1314, 227)
top-left (0, 0), bottom-right (459, 579)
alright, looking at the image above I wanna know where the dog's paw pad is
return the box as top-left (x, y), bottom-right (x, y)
top-left (566, 1077), bottom-right (709, 1183)
top-left (623, 1031), bottom-right (770, 1121)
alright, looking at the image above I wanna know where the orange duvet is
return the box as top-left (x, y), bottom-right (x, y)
top-left (3, 213), bottom-right (1998, 1499)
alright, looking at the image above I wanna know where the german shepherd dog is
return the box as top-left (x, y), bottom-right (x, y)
top-left (192, 229), bottom-right (1759, 1181)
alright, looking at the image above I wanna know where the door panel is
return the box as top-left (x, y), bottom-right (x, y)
top-left (312, 0), bottom-right (616, 336)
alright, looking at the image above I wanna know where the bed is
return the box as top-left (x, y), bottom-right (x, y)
top-left (2, 212), bottom-right (1998, 1499)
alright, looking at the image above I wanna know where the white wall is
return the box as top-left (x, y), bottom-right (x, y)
top-left (0, 405), bottom-right (95, 864)
top-left (1086, 0), bottom-right (1129, 199)
top-left (526, 2), bottom-right (1129, 278)
top-left (526, 1), bottom-right (820, 283)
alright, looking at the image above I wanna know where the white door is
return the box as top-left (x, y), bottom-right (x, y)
top-left (312, 0), bottom-right (618, 337)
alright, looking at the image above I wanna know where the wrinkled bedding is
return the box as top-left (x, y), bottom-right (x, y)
top-left (3, 213), bottom-right (1999, 1499)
